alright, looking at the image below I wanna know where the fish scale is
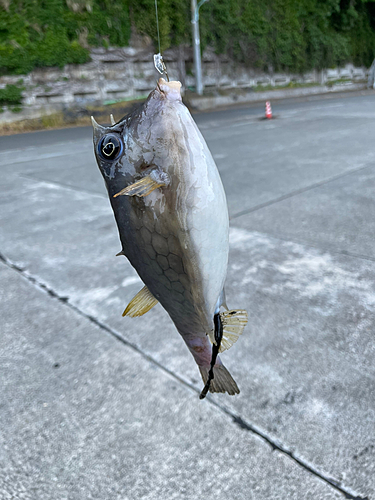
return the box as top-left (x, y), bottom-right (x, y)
top-left (127, 200), bottom-right (198, 328)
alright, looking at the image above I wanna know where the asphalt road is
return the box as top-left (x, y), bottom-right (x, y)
top-left (1, 92), bottom-right (375, 499)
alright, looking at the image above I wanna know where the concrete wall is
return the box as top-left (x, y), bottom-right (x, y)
top-left (0, 45), bottom-right (368, 109)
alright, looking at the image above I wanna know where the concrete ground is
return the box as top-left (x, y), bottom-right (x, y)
top-left (1, 91), bottom-right (375, 499)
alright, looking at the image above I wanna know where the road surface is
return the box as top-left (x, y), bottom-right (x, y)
top-left (1, 92), bottom-right (375, 499)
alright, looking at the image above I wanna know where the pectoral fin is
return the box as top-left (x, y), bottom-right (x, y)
top-left (208, 309), bottom-right (248, 353)
top-left (122, 285), bottom-right (158, 317)
top-left (114, 170), bottom-right (169, 198)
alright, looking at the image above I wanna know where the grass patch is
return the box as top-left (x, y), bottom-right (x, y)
top-left (40, 112), bottom-right (66, 129)
top-left (0, 97), bottom-right (146, 135)
top-left (0, 112), bottom-right (90, 135)
top-left (326, 78), bottom-right (352, 87)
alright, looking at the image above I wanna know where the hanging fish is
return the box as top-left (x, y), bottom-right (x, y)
top-left (92, 78), bottom-right (247, 397)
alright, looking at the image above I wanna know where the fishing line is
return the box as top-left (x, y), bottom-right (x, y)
top-left (154, 0), bottom-right (161, 55)
top-left (199, 313), bottom-right (223, 399)
top-left (153, 0), bottom-right (169, 81)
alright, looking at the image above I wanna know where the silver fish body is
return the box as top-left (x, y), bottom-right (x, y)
top-left (93, 79), bottom-right (244, 395)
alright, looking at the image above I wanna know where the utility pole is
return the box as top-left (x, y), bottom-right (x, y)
top-left (191, 0), bottom-right (208, 95)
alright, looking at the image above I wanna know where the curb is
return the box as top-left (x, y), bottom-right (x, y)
top-left (187, 83), bottom-right (369, 111)
top-left (0, 82), bottom-right (373, 134)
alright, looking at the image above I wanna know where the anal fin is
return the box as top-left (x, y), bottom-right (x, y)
top-left (114, 170), bottom-right (169, 198)
top-left (208, 309), bottom-right (248, 353)
top-left (123, 285), bottom-right (158, 317)
top-left (219, 309), bottom-right (248, 353)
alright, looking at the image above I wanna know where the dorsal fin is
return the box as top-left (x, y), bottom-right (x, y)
top-left (122, 285), bottom-right (158, 317)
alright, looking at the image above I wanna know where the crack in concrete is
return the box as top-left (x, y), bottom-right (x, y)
top-left (0, 251), bottom-right (369, 500)
top-left (230, 161), bottom-right (375, 221)
top-left (226, 415), bottom-right (368, 500)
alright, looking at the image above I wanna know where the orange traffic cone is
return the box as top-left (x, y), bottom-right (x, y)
top-left (265, 101), bottom-right (272, 119)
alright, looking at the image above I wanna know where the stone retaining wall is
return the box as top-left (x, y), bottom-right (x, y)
top-left (0, 46), bottom-right (368, 110)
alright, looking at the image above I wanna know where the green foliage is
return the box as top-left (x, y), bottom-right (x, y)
top-left (63, 1), bottom-right (131, 47)
top-left (0, 0), bottom-right (131, 74)
top-left (0, 83), bottom-right (24, 107)
top-left (128, 0), bottom-right (190, 51)
top-left (200, 0), bottom-right (375, 72)
top-left (0, 0), bottom-right (374, 76)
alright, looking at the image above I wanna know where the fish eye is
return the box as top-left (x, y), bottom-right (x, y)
top-left (98, 134), bottom-right (123, 161)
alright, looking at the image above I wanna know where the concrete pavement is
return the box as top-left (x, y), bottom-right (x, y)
top-left (1, 93), bottom-right (375, 499)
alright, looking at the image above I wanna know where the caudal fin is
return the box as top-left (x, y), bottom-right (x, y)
top-left (199, 364), bottom-right (239, 395)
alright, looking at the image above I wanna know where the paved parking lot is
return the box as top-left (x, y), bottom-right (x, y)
top-left (1, 91), bottom-right (375, 499)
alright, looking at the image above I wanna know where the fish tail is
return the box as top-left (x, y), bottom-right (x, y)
top-left (180, 327), bottom-right (240, 396)
top-left (199, 364), bottom-right (239, 396)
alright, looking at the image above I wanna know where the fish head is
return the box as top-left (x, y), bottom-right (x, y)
top-left (92, 78), bottom-right (182, 197)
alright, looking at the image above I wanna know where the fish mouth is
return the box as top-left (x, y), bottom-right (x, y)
top-left (156, 78), bottom-right (182, 101)
top-left (156, 80), bottom-right (164, 95)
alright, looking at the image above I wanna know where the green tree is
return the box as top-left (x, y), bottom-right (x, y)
top-left (0, 0), bottom-right (375, 76)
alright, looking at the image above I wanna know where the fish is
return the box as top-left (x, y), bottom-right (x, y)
top-left (92, 78), bottom-right (247, 397)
